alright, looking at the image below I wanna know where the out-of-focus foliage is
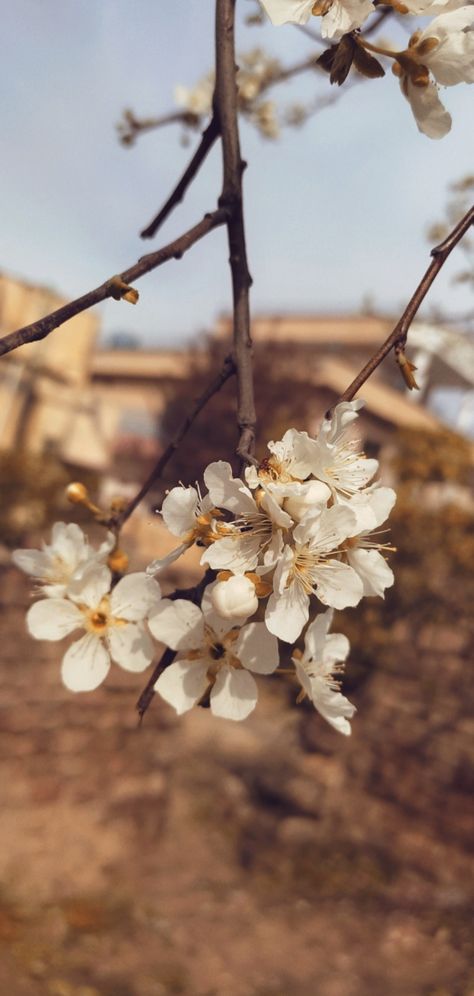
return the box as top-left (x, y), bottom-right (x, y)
top-left (0, 451), bottom-right (98, 547)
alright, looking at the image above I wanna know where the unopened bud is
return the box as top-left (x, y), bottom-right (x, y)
top-left (211, 575), bottom-right (258, 620)
top-left (284, 481), bottom-right (331, 522)
top-left (107, 549), bottom-right (129, 574)
top-left (66, 482), bottom-right (89, 504)
top-left (108, 275), bottom-right (139, 305)
top-left (396, 349), bottom-right (419, 390)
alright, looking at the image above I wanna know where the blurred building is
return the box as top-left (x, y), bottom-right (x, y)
top-left (2, 273), bottom-right (473, 483)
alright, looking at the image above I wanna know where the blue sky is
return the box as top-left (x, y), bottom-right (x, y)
top-left (1, 0), bottom-right (473, 346)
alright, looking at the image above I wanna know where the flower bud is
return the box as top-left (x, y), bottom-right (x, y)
top-left (66, 482), bottom-right (89, 504)
top-left (283, 480), bottom-right (331, 522)
top-left (211, 575), bottom-right (258, 620)
top-left (107, 549), bottom-right (129, 574)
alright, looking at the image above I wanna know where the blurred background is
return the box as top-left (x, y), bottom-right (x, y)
top-left (0, 2), bottom-right (473, 995)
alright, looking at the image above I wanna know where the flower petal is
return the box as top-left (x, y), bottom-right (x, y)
top-left (68, 565), bottom-right (111, 609)
top-left (265, 581), bottom-right (309, 644)
top-left (12, 548), bottom-right (52, 578)
top-left (155, 659), bottom-right (209, 714)
top-left (107, 622), bottom-right (155, 672)
top-left (61, 633), bottom-right (110, 692)
top-left (313, 560), bottom-right (364, 609)
top-left (303, 609), bottom-right (334, 661)
top-left (148, 599), bottom-right (204, 650)
top-left (161, 486), bottom-right (199, 537)
top-left (323, 632), bottom-right (350, 667)
top-left (259, 0), bottom-right (315, 25)
top-left (347, 548), bottom-right (394, 597)
top-left (235, 622), bottom-right (280, 675)
top-left (27, 598), bottom-right (84, 641)
top-left (110, 572), bottom-right (161, 621)
top-left (203, 461), bottom-right (256, 515)
top-left (210, 666), bottom-right (258, 721)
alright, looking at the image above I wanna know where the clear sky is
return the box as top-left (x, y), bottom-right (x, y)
top-left (1, 0), bottom-right (473, 346)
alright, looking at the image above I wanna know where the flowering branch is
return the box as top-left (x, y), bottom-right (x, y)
top-left (216, 0), bottom-right (257, 465)
top-left (336, 204), bottom-right (474, 403)
top-left (0, 208), bottom-right (227, 358)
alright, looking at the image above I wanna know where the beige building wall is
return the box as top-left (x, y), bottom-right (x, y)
top-left (0, 271), bottom-right (99, 455)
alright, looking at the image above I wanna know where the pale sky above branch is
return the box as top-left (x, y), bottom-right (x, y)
top-left (0, 0), bottom-right (473, 347)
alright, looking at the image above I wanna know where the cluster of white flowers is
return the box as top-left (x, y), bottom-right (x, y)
top-left (14, 402), bottom-right (396, 734)
top-left (259, 0), bottom-right (474, 139)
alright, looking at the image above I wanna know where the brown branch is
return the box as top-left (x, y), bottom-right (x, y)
top-left (141, 113), bottom-right (221, 239)
top-left (336, 205), bottom-right (474, 404)
top-left (109, 354), bottom-right (236, 529)
top-left (117, 108), bottom-right (202, 146)
top-left (215, 0), bottom-right (257, 466)
top-left (0, 209), bottom-right (227, 358)
top-left (136, 569), bottom-right (213, 721)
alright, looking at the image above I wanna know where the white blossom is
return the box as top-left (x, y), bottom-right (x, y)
top-left (26, 567), bottom-right (160, 692)
top-left (174, 76), bottom-right (213, 117)
top-left (13, 522), bottom-right (115, 598)
top-left (297, 401), bottom-right (379, 500)
top-left (343, 486), bottom-right (396, 597)
top-left (259, 0), bottom-right (375, 39)
top-left (147, 482), bottom-right (215, 575)
top-left (395, 6), bottom-right (474, 137)
top-left (265, 503), bottom-right (363, 643)
top-left (201, 461), bottom-right (290, 575)
top-left (148, 584), bottom-right (279, 721)
top-left (292, 609), bottom-right (355, 735)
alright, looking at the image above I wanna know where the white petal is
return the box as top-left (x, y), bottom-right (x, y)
top-left (403, 79), bottom-right (452, 139)
top-left (148, 598), bottom-right (204, 650)
top-left (313, 560), bottom-right (364, 609)
top-left (12, 548), bottom-right (52, 578)
top-left (346, 486), bottom-right (396, 533)
top-left (322, 632), bottom-right (350, 667)
top-left (201, 582), bottom-right (248, 637)
top-left (107, 622), bottom-right (155, 672)
top-left (266, 581), bottom-right (309, 643)
top-left (68, 565), bottom-right (111, 609)
top-left (309, 678), bottom-right (356, 735)
top-left (27, 598), bottom-right (84, 641)
top-left (147, 541), bottom-right (192, 576)
top-left (294, 660), bottom-right (314, 699)
top-left (201, 532), bottom-right (261, 574)
top-left (161, 486), bottom-right (199, 537)
top-left (347, 548), bottom-right (394, 597)
top-left (155, 659), bottom-right (209, 714)
top-left (50, 521), bottom-right (89, 570)
top-left (303, 609), bottom-right (334, 661)
top-left (321, 0), bottom-right (374, 39)
top-left (203, 461), bottom-right (256, 515)
top-left (61, 633), bottom-right (110, 692)
top-left (296, 503), bottom-right (357, 553)
top-left (259, 0), bottom-right (315, 25)
top-left (110, 572), bottom-right (161, 621)
top-left (235, 622), bottom-right (280, 675)
top-left (210, 666), bottom-right (258, 721)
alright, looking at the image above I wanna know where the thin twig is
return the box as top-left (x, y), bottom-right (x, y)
top-left (215, 0), bottom-right (257, 466)
top-left (336, 205), bottom-right (474, 404)
top-left (0, 209), bottom-right (227, 358)
top-left (117, 108), bottom-right (201, 146)
top-left (109, 354), bottom-right (236, 528)
top-left (141, 114), bottom-right (221, 239)
top-left (136, 570), bottom-right (213, 721)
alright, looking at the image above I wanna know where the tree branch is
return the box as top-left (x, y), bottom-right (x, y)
top-left (336, 205), bottom-right (474, 404)
top-left (109, 353), bottom-right (236, 529)
top-left (136, 570), bottom-right (213, 721)
top-left (215, 0), bottom-right (257, 466)
top-left (140, 113), bottom-right (221, 239)
top-left (0, 209), bottom-right (227, 358)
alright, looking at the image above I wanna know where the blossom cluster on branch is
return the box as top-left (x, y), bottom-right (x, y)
top-left (14, 402), bottom-right (396, 735)
top-left (259, 0), bottom-right (474, 138)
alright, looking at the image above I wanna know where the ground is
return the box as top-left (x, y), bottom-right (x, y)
top-left (0, 561), bottom-right (473, 996)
